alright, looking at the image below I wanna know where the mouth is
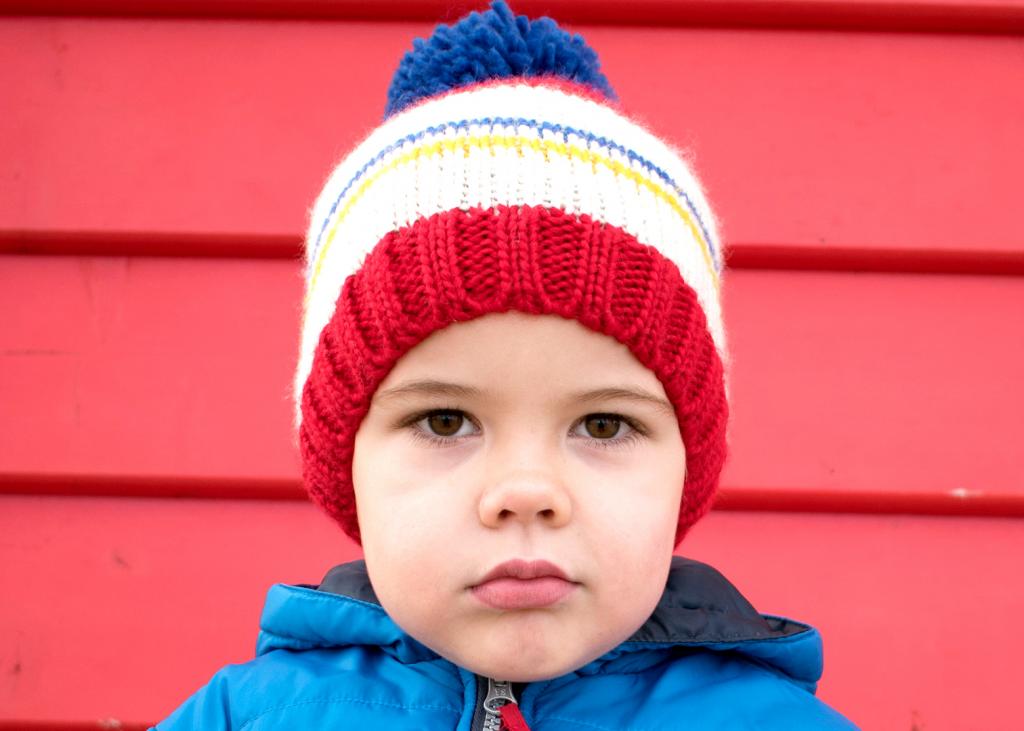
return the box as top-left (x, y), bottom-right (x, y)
top-left (471, 559), bottom-right (579, 610)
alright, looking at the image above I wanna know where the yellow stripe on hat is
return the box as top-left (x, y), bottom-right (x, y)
top-left (307, 133), bottom-right (720, 305)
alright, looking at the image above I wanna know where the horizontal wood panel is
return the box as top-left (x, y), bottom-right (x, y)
top-left (2, 18), bottom-right (1021, 261)
top-left (6, 0), bottom-right (1024, 34)
top-left (0, 495), bottom-right (1021, 729)
top-left (1, 255), bottom-right (1022, 502)
top-left (7, 231), bottom-right (1024, 278)
top-left (4, 473), bottom-right (1023, 517)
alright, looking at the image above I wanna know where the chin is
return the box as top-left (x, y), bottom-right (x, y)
top-left (470, 657), bottom-right (576, 683)
top-left (459, 640), bottom-right (595, 682)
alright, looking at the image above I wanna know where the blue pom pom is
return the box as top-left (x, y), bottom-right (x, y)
top-left (385, 0), bottom-right (616, 118)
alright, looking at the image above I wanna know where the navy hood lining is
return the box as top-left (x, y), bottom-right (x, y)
top-left (312, 560), bottom-right (381, 604)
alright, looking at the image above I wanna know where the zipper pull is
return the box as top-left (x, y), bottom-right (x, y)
top-left (484, 678), bottom-right (517, 712)
top-left (481, 678), bottom-right (531, 731)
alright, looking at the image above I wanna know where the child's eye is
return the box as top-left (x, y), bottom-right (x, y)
top-left (581, 414), bottom-right (624, 439)
top-left (406, 409), bottom-right (478, 446)
top-left (424, 411), bottom-right (469, 437)
top-left (571, 413), bottom-right (644, 449)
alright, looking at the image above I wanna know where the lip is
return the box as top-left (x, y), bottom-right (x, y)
top-left (471, 559), bottom-right (578, 610)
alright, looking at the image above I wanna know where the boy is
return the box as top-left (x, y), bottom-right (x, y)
top-left (154, 2), bottom-right (858, 728)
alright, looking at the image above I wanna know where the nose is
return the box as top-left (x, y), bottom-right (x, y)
top-left (477, 466), bottom-right (573, 529)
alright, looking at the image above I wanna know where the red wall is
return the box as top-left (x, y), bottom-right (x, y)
top-left (2, 2), bottom-right (1022, 729)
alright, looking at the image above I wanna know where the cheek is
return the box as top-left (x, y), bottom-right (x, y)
top-left (357, 493), bottom-right (459, 639)
top-left (576, 446), bottom-right (682, 596)
top-left (577, 445), bottom-right (684, 539)
top-left (355, 430), bottom-right (447, 538)
top-left (355, 474), bottom-right (459, 583)
top-left (584, 492), bottom-right (678, 578)
top-left (600, 489), bottom-right (677, 607)
top-left (353, 438), bottom-right (468, 604)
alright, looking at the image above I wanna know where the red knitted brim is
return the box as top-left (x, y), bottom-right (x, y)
top-left (299, 205), bottom-right (728, 546)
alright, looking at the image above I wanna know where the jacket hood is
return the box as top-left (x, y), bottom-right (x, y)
top-left (256, 556), bottom-right (824, 693)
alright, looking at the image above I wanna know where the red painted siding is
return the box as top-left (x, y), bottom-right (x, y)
top-left (2, 2), bottom-right (1021, 728)
top-left (2, 259), bottom-right (1022, 506)
top-left (1, 496), bottom-right (1021, 730)
top-left (2, 18), bottom-right (1022, 265)
top-left (7, 0), bottom-right (1024, 33)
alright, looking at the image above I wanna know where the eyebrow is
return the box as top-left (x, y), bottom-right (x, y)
top-left (374, 380), bottom-right (674, 415)
top-left (373, 380), bottom-right (482, 404)
top-left (568, 387), bottom-right (676, 416)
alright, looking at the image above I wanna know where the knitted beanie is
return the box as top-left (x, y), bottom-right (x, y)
top-left (295, 1), bottom-right (729, 546)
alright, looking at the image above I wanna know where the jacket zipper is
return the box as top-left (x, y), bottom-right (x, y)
top-left (477, 676), bottom-right (518, 731)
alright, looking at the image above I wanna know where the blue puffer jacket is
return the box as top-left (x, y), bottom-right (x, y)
top-left (153, 557), bottom-right (858, 730)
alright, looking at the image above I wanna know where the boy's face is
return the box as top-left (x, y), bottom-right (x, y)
top-left (352, 312), bottom-right (685, 681)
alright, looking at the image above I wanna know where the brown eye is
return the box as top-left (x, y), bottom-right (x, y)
top-left (427, 412), bottom-right (464, 437)
top-left (584, 414), bottom-right (621, 439)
